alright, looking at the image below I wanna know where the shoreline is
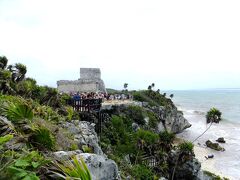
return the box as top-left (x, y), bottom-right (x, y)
top-left (177, 111), bottom-right (240, 180)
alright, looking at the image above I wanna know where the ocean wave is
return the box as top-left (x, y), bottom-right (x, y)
top-left (177, 107), bottom-right (205, 115)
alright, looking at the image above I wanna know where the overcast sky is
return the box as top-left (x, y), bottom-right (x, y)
top-left (0, 0), bottom-right (240, 90)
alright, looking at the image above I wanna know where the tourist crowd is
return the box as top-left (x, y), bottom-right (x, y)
top-left (70, 92), bottom-right (132, 101)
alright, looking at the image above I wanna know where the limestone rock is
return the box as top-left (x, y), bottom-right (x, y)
top-left (53, 150), bottom-right (83, 160)
top-left (169, 151), bottom-right (201, 180)
top-left (216, 137), bottom-right (226, 143)
top-left (151, 106), bottom-right (191, 133)
top-left (4, 136), bottom-right (27, 151)
top-left (206, 140), bottom-right (225, 151)
top-left (171, 157), bottom-right (201, 180)
top-left (52, 151), bottom-right (120, 180)
top-left (132, 122), bottom-right (140, 132)
top-left (62, 121), bottom-right (103, 155)
top-left (77, 153), bottom-right (120, 180)
top-left (101, 103), bottom-right (191, 134)
top-left (0, 116), bottom-right (15, 135)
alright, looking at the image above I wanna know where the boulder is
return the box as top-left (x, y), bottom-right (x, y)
top-left (206, 140), bottom-right (225, 151)
top-left (77, 153), bottom-right (120, 180)
top-left (53, 150), bottom-right (83, 160)
top-left (62, 121), bottom-right (104, 155)
top-left (52, 151), bottom-right (120, 180)
top-left (152, 106), bottom-right (191, 133)
top-left (169, 151), bottom-right (201, 180)
top-left (216, 137), bottom-right (226, 143)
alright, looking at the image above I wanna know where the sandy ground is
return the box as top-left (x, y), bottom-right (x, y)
top-left (102, 99), bottom-right (134, 105)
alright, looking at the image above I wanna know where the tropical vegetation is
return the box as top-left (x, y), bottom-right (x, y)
top-left (206, 108), bottom-right (222, 123)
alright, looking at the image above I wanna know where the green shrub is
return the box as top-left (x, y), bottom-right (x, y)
top-left (0, 134), bottom-right (13, 150)
top-left (6, 150), bottom-right (49, 180)
top-left (70, 143), bottom-right (79, 151)
top-left (125, 106), bottom-right (146, 125)
top-left (206, 108), bottom-right (222, 123)
top-left (132, 164), bottom-right (154, 180)
top-left (178, 141), bottom-right (194, 153)
top-left (30, 126), bottom-right (56, 150)
top-left (54, 156), bottom-right (92, 180)
top-left (159, 131), bottom-right (175, 144)
top-left (0, 134), bottom-right (13, 146)
top-left (203, 170), bottom-right (229, 180)
top-left (66, 106), bottom-right (74, 121)
top-left (82, 145), bottom-right (93, 153)
top-left (132, 90), bottom-right (172, 107)
top-left (135, 129), bottom-right (159, 145)
top-left (146, 111), bottom-right (159, 128)
top-left (0, 102), bottom-right (33, 123)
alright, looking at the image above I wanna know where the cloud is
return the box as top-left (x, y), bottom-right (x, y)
top-left (0, 0), bottom-right (240, 90)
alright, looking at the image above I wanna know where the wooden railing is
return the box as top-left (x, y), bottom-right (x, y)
top-left (142, 156), bottom-right (159, 167)
top-left (70, 98), bottom-right (102, 112)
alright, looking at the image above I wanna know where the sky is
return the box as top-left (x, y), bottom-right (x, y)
top-left (0, 0), bottom-right (240, 90)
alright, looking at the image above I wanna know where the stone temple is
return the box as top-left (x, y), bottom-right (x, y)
top-left (57, 68), bottom-right (107, 93)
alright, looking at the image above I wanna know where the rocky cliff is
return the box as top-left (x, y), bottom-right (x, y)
top-left (101, 101), bottom-right (191, 134)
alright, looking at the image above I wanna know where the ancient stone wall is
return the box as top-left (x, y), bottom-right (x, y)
top-left (80, 68), bottom-right (101, 80)
top-left (57, 68), bottom-right (107, 93)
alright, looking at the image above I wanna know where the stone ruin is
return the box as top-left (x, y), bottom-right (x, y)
top-left (57, 68), bottom-right (107, 93)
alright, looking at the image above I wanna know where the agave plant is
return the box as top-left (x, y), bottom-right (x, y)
top-left (30, 126), bottom-right (56, 150)
top-left (53, 156), bottom-right (92, 180)
top-left (0, 102), bottom-right (33, 123)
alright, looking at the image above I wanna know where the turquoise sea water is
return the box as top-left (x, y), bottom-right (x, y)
top-left (167, 89), bottom-right (240, 123)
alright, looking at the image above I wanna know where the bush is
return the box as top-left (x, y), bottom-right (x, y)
top-left (82, 145), bottom-right (93, 153)
top-left (206, 108), bottom-right (222, 123)
top-left (178, 141), bottom-right (194, 153)
top-left (132, 90), bottom-right (172, 107)
top-left (5, 150), bottom-right (49, 180)
top-left (132, 164), bottom-right (154, 180)
top-left (135, 129), bottom-right (159, 145)
top-left (30, 126), bottom-right (56, 150)
top-left (159, 131), bottom-right (175, 144)
top-left (125, 106), bottom-right (146, 125)
top-left (146, 111), bottom-right (159, 128)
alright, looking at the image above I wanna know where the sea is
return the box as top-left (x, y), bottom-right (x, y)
top-left (167, 89), bottom-right (240, 179)
top-left (168, 89), bottom-right (240, 123)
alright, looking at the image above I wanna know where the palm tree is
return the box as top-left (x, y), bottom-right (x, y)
top-left (10, 63), bottom-right (27, 83)
top-left (0, 56), bottom-right (8, 70)
top-left (163, 93), bottom-right (166, 97)
top-left (148, 85), bottom-right (152, 91)
top-left (151, 83), bottom-right (155, 88)
top-left (156, 89), bottom-right (160, 94)
top-left (123, 83), bottom-right (128, 92)
top-left (0, 69), bottom-right (14, 94)
top-left (170, 94), bottom-right (174, 98)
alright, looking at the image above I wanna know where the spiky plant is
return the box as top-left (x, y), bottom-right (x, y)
top-left (0, 103), bottom-right (33, 123)
top-left (53, 156), bottom-right (92, 180)
top-left (30, 126), bottom-right (56, 150)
